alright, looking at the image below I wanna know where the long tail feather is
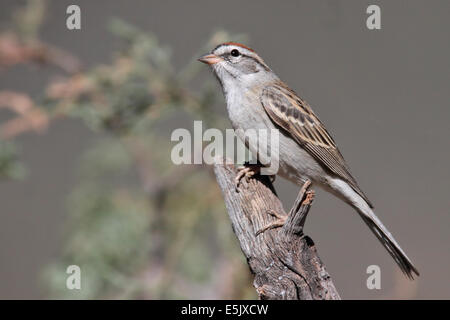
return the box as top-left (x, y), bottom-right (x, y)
top-left (328, 178), bottom-right (419, 279)
top-left (358, 208), bottom-right (419, 279)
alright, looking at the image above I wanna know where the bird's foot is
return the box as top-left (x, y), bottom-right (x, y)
top-left (235, 164), bottom-right (261, 191)
top-left (255, 210), bottom-right (288, 236)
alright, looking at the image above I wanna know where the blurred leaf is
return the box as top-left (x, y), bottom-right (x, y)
top-left (0, 141), bottom-right (26, 180)
top-left (12, 0), bottom-right (47, 41)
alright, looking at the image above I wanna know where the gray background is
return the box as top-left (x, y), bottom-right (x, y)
top-left (0, 0), bottom-right (449, 299)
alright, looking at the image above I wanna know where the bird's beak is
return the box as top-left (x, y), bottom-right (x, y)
top-left (198, 54), bottom-right (222, 65)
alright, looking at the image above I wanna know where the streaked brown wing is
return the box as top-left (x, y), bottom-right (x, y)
top-left (260, 82), bottom-right (373, 208)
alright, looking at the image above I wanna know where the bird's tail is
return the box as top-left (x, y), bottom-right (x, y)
top-left (326, 178), bottom-right (419, 279)
top-left (356, 205), bottom-right (419, 279)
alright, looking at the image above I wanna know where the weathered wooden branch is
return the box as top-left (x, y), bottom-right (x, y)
top-left (213, 159), bottom-right (340, 300)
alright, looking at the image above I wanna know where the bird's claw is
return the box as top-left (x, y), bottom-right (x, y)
top-left (235, 165), bottom-right (261, 191)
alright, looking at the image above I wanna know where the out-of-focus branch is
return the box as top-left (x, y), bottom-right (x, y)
top-left (0, 91), bottom-right (49, 139)
top-left (0, 33), bottom-right (81, 73)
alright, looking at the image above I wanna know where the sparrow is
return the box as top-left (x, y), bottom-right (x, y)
top-left (198, 42), bottom-right (419, 279)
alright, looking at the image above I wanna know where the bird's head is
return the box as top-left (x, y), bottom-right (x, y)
top-left (198, 42), bottom-right (277, 90)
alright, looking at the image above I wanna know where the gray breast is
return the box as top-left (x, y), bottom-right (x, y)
top-left (225, 89), bottom-right (326, 185)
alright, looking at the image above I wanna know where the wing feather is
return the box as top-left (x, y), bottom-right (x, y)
top-left (261, 82), bottom-right (373, 208)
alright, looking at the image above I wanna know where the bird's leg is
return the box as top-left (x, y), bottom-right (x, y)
top-left (255, 209), bottom-right (288, 236)
top-left (235, 163), bottom-right (261, 190)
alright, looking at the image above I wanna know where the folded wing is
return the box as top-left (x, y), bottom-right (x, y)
top-left (260, 82), bottom-right (373, 208)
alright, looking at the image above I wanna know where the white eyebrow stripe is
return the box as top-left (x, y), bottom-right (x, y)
top-left (212, 44), bottom-right (254, 57)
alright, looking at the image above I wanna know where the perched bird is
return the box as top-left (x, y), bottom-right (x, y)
top-left (199, 42), bottom-right (419, 279)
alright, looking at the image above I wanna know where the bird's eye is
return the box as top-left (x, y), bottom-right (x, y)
top-left (231, 49), bottom-right (240, 57)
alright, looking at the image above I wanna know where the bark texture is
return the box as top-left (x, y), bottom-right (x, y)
top-left (213, 159), bottom-right (340, 300)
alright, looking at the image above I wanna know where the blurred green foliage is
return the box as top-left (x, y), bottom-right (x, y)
top-left (0, 141), bottom-right (26, 180)
top-left (0, 0), bottom-right (255, 299)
